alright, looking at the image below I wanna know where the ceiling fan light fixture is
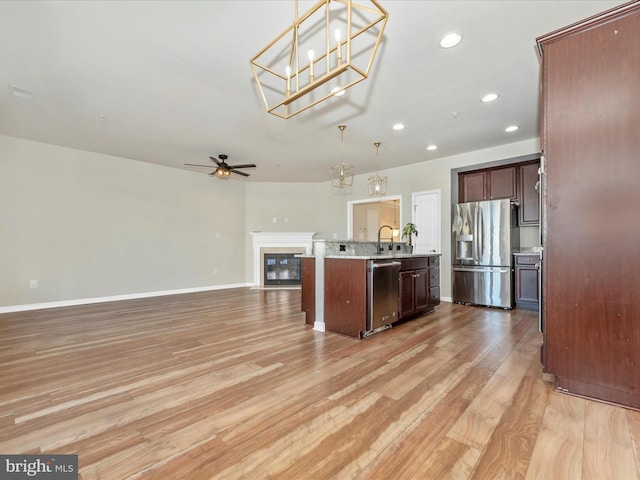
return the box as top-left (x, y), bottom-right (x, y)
top-left (184, 154), bottom-right (256, 179)
top-left (367, 141), bottom-right (388, 197)
top-left (250, 0), bottom-right (388, 119)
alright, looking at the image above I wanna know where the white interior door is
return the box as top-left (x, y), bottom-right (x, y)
top-left (412, 190), bottom-right (441, 254)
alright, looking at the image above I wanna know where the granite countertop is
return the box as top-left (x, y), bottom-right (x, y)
top-left (513, 247), bottom-right (542, 256)
top-left (324, 253), bottom-right (440, 260)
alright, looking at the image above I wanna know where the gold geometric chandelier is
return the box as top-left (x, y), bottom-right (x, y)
top-left (250, 0), bottom-right (388, 119)
top-left (330, 125), bottom-right (355, 194)
top-left (367, 141), bottom-right (387, 196)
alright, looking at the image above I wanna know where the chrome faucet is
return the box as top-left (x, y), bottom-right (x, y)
top-left (377, 224), bottom-right (394, 254)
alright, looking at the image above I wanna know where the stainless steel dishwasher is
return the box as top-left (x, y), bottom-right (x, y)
top-left (367, 260), bottom-right (401, 334)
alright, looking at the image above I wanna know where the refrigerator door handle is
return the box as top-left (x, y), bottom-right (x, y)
top-left (473, 206), bottom-right (479, 261)
top-left (453, 266), bottom-right (510, 274)
top-left (478, 206), bottom-right (484, 262)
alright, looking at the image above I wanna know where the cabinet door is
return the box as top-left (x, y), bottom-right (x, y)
top-left (428, 267), bottom-right (440, 306)
top-left (324, 259), bottom-right (367, 338)
top-left (489, 166), bottom-right (517, 200)
top-left (414, 269), bottom-right (430, 312)
top-left (398, 271), bottom-right (416, 319)
top-left (539, 3), bottom-right (640, 408)
top-left (516, 267), bottom-right (539, 303)
top-left (519, 162), bottom-right (540, 225)
top-left (459, 171), bottom-right (488, 202)
top-left (301, 257), bottom-right (315, 325)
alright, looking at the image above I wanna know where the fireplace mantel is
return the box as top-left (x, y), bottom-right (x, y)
top-left (250, 232), bottom-right (314, 286)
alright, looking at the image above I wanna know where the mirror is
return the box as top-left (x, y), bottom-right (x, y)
top-left (348, 195), bottom-right (402, 241)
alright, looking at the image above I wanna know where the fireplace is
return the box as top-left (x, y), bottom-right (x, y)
top-left (250, 232), bottom-right (314, 287)
top-left (264, 253), bottom-right (301, 286)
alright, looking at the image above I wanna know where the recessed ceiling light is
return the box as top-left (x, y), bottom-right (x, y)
top-left (426, 145), bottom-right (438, 151)
top-left (331, 87), bottom-right (345, 97)
top-left (440, 32), bottom-right (462, 49)
top-left (393, 123), bottom-right (405, 131)
top-left (505, 125), bottom-right (519, 132)
top-left (481, 93), bottom-right (499, 103)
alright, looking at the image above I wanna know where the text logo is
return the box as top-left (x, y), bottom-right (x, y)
top-left (1, 455), bottom-right (78, 479)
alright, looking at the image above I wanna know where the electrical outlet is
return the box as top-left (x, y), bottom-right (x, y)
top-left (284, 217), bottom-right (288, 223)
top-left (215, 232), bottom-right (220, 238)
top-left (272, 217), bottom-right (277, 223)
top-left (212, 268), bottom-right (218, 275)
top-left (29, 280), bottom-right (38, 288)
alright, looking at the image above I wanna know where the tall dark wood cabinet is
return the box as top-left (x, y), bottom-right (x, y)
top-left (537, 2), bottom-right (640, 409)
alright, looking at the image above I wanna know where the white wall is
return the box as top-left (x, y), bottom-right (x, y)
top-left (244, 138), bottom-right (540, 299)
top-left (0, 134), bottom-right (247, 308)
top-left (1, 134), bottom-right (540, 309)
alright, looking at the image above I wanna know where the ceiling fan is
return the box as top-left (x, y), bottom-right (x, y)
top-left (185, 154), bottom-right (256, 178)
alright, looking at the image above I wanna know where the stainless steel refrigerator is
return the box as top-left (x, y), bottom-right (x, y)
top-left (452, 199), bottom-right (519, 308)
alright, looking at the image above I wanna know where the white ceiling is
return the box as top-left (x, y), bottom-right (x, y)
top-left (0, 0), bottom-right (625, 182)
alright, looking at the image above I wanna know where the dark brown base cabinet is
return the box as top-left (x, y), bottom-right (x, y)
top-left (323, 258), bottom-right (369, 338)
top-left (537, 2), bottom-right (640, 409)
top-left (322, 255), bottom-right (441, 339)
top-left (514, 254), bottom-right (539, 311)
top-left (398, 256), bottom-right (440, 320)
top-left (301, 257), bottom-right (315, 326)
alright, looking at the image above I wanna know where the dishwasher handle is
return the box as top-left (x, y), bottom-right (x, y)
top-left (371, 261), bottom-right (401, 269)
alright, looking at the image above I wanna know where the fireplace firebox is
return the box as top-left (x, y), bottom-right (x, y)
top-left (264, 253), bottom-right (301, 286)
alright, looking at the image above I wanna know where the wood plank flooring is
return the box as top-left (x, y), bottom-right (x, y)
top-left (1, 288), bottom-right (639, 479)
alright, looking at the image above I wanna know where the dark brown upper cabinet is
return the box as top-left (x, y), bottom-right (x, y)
top-left (519, 161), bottom-right (540, 226)
top-left (458, 162), bottom-right (540, 226)
top-left (459, 165), bottom-right (516, 203)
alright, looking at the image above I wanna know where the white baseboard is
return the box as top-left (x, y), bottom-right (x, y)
top-left (0, 283), bottom-right (252, 314)
top-left (441, 296), bottom-right (452, 303)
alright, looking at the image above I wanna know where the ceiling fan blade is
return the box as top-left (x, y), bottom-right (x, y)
top-left (209, 156), bottom-right (223, 166)
top-left (230, 169), bottom-right (250, 177)
top-left (184, 163), bottom-right (213, 168)
top-left (227, 164), bottom-right (256, 169)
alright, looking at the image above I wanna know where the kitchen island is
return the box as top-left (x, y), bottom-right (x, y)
top-left (300, 240), bottom-right (440, 339)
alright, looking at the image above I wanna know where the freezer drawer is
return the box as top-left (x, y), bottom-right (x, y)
top-left (452, 266), bottom-right (513, 309)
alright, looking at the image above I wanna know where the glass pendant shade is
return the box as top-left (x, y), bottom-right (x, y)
top-left (367, 174), bottom-right (387, 196)
top-left (367, 141), bottom-right (387, 196)
top-left (330, 125), bottom-right (354, 194)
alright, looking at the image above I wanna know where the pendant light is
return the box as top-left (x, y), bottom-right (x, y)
top-left (367, 141), bottom-right (388, 197)
top-left (250, 0), bottom-right (389, 119)
top-left (330, 125), bottom-right (355, 194)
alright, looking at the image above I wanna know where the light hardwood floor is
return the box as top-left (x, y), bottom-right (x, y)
top-left (1, 288), bottom-right (639, 479)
